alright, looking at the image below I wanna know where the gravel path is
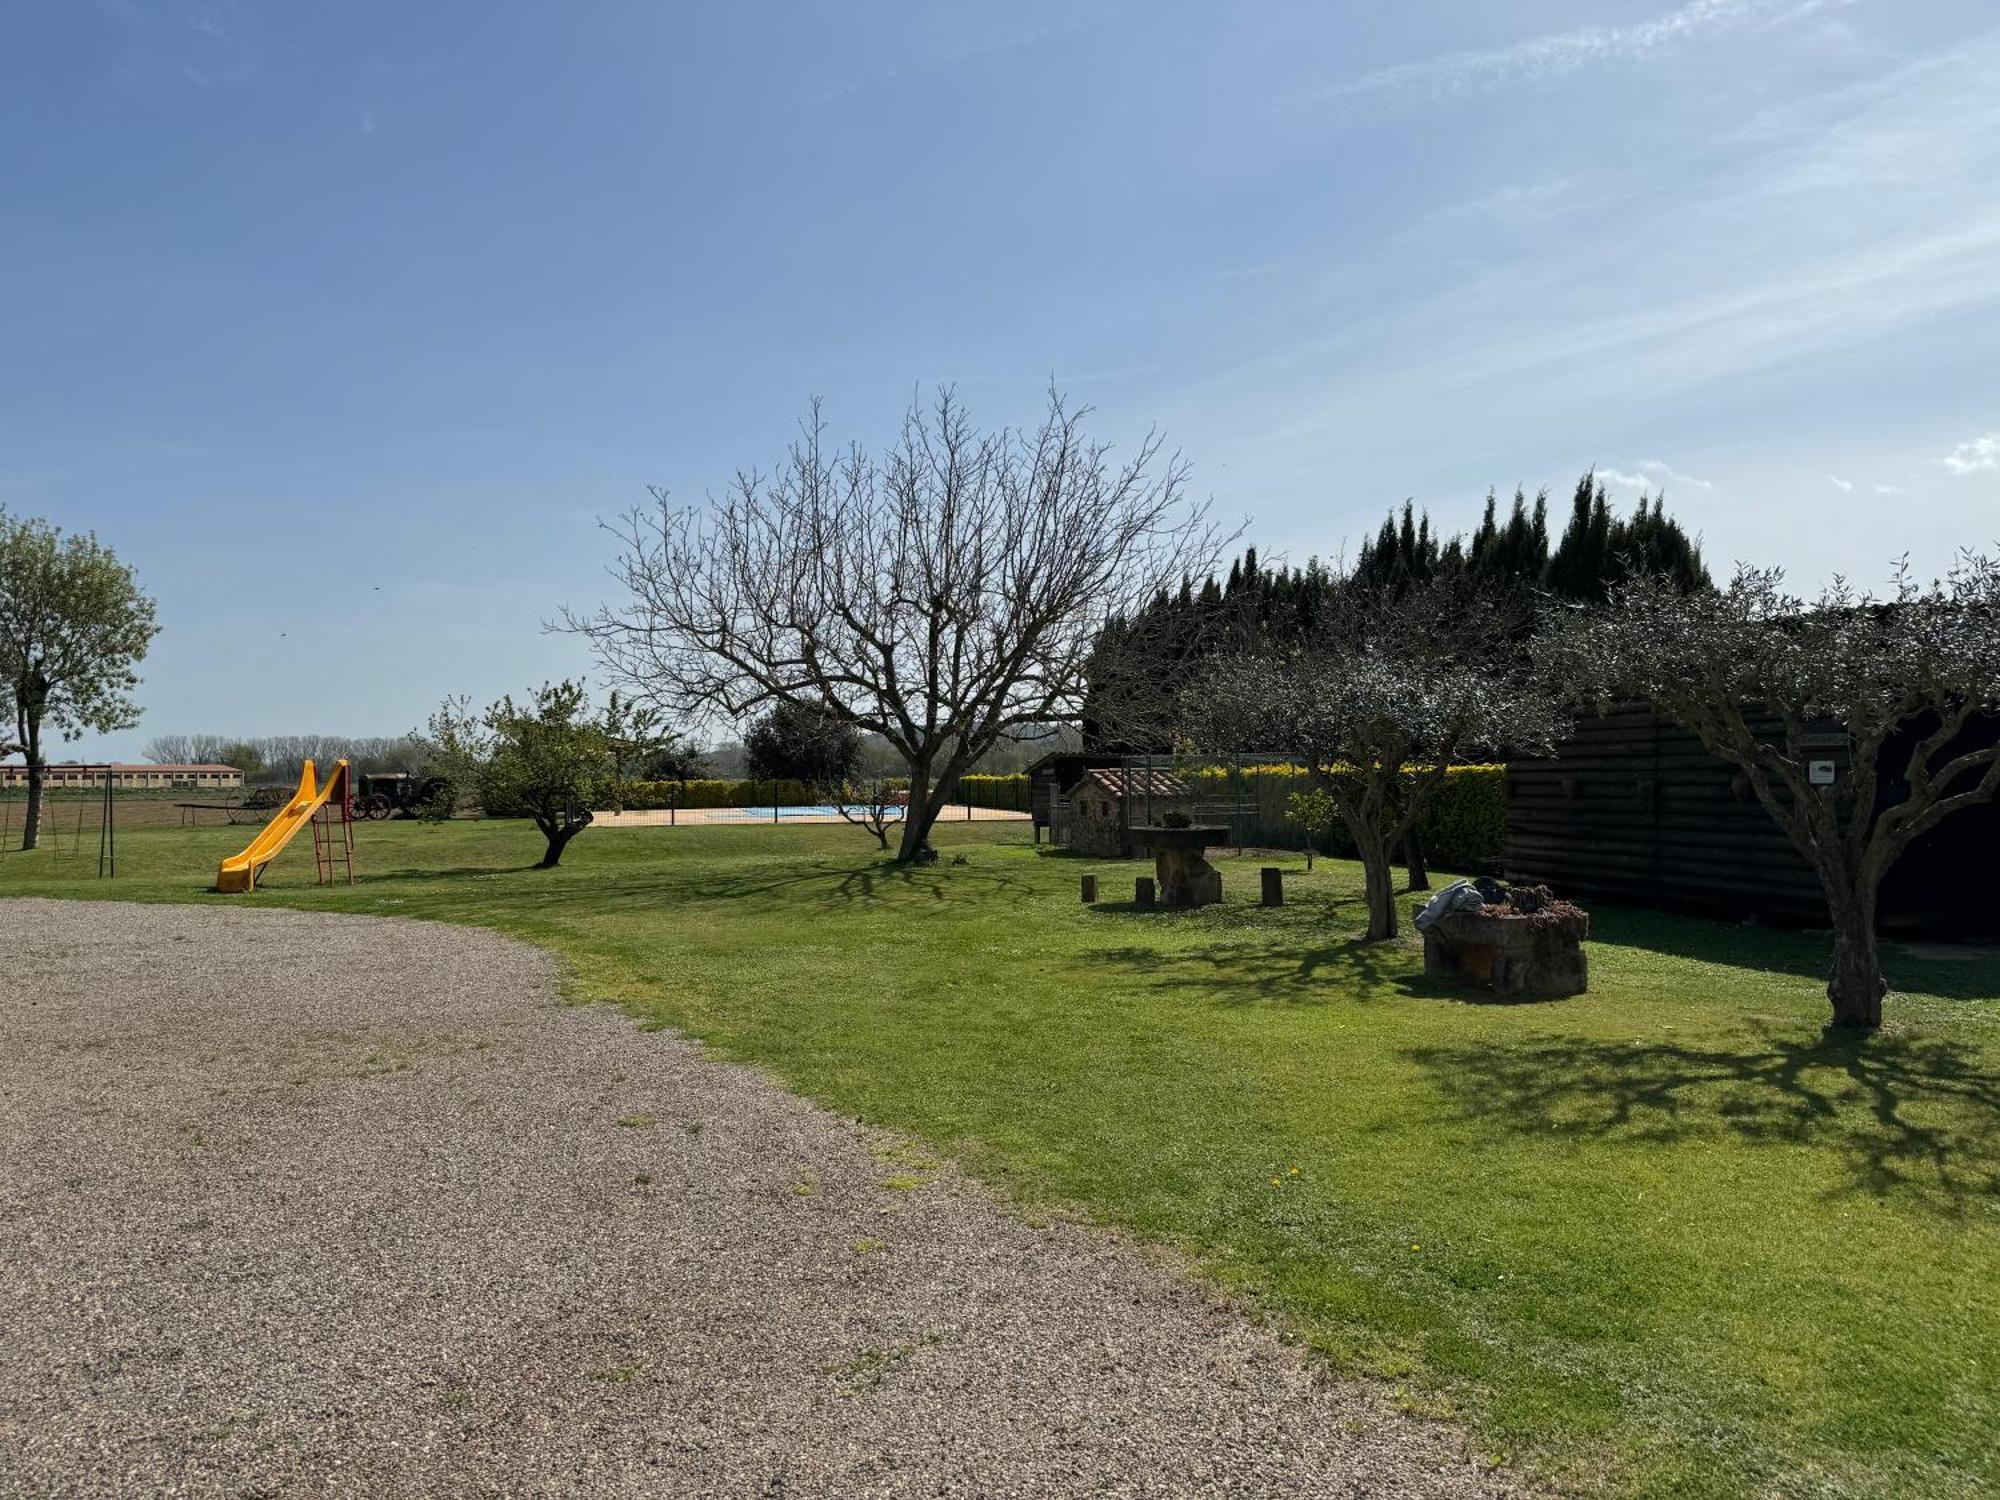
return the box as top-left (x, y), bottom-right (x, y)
top-left (0, 899), bottom-right (1514, 1499)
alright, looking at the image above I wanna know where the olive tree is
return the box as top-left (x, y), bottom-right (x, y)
top-left (1538, 558), bottom-right (2000, 1030)
top-left (423, 680), bottom-right (617, 868)
top-left (0, 509), bottom-right (158, 850)
top-left (564, 388), bottom-right (1222, 863)
top-left (1190, 581), bottom-right (1560, 940)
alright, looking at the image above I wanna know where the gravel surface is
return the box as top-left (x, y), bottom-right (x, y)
top-left (0, 899), bottom-right (1516, 1499)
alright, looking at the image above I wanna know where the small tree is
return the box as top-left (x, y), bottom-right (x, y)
top-left (215, 741), bottom-right (265, 779)
top-left (0, 510), bottom-right (158, 850)
top-left (600, 689), bottom-right (698, 782)
top-left (564, 388), bottom-right (1222, 864)
top-left (1285, 785), bottom-right (1336, 870)
top-left (831, 776), bottom-right (904, 851)
top-left (1539, 558), bottom-right (2000, 1030)
top-left (1191, 581), bottom-right (1560, 940)
top-left (744, 699), bottom-right (862, 787)
top-left (424, 681), bottom-right (617, 868)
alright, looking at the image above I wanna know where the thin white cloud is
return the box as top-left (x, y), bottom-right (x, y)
top-left (1220, 36), bottom-right (2000, 469)
top-left (1596, 468), bottom-right (1653, 493)
top-left (1637, 458), bottom-right (1715, 490)
top-left (1941, 433), bottom-right (2000, 475)
top-left (1827, 473), bottom-right (1854, 490)
top-left (1287, 0), bottom-right (1851, 108)
top-left (1596, 460), bottom-right (1714, 495)
top-left (1874, 483), bottom-right (1907, 496)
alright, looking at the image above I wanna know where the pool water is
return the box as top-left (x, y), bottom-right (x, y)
top-left (711, 804), bottom-right (907, 821)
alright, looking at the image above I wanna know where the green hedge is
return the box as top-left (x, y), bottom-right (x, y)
top-left (1181, 763), bottom-right (1504, 872)
top-left (955, 773), bottom-right (1030, 811)
top-left (613, 778), bottom-right (817, 810)
top-left (1410, 766), bottom-right (1507, 873)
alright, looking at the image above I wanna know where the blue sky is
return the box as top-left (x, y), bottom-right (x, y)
top-left (5, 0), bottom-right (1998, 760)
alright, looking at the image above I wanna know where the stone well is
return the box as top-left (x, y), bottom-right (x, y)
top-left (1419, 903), bottom-right (1589, 999)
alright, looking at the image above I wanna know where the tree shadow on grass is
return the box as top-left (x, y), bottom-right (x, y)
top-left (1405, 1025), bottom-right (2000, 1211)
top-left (1079, 895), bottom-right (1572, 1008)
top-left (1587, 903), bottom-right (2000, 1003)
top-left (356, 864), bottom-right (547, 882)
top-left (330, 853), bottom-right (1038, 916)
top-left (698, 858), bottom-right (1038, 910)
top-left (1083, 936), bottom-right (1439, 1005)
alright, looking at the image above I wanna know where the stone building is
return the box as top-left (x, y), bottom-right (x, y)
top-left (1064, 766), bottom-right (1194, 858)
top-left (0, 762), bottom-right (244, 791)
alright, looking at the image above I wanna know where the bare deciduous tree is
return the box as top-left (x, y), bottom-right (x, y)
top-left (142, 733), bottom-right (194, 764)
top-left (138, 734), bottom-right (427, 781)
top-left (565, 389), bottom-right (1224, 863)
top-left (1539, 558), bottom-right (2000, 1030)
top-left (1189, 580), bottom-right (1560, 940)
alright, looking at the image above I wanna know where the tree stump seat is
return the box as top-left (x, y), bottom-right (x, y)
top-left (1419, 903), bottom-right (1589, 999)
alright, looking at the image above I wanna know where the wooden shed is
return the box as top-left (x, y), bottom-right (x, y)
top-left (1504, 705), bottom-right (2000, 939)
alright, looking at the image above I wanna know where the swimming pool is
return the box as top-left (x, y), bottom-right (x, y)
top-left (706, 804), bottom-right (907, 821)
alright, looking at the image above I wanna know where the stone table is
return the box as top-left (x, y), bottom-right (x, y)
top-left (1129, 825), bottom-right (1232, 908)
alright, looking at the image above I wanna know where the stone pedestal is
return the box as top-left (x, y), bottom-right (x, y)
top-left (1130, 825), bottom-right (1231, 909)
top-left (1419, 903), bottom-right (1589, 999)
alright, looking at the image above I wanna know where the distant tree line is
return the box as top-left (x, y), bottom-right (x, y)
top-left (725, 701), bottom-right (1078, 785)
top-left (141, 733), bottom-right (429, 783)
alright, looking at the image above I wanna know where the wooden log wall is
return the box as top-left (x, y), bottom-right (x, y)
top-left (1506, 706), bottom-right (2000, 938)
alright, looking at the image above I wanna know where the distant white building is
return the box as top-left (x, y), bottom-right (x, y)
top-left (0, 762), bottom-right (244, 790)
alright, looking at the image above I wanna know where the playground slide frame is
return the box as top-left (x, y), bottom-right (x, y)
top-left (216, 759), bottom-right (351, 893)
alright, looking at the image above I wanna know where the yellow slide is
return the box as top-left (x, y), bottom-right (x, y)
top-left (217, 759), bottom-right (351, 893)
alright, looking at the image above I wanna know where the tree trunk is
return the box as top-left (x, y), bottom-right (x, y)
top-left (1403, 827), bottom-right (1429, 892)
top-left (538, 815), bottom-right (589, 869)
top-left (21, 756), bottom-right (43, 852)
top-left (895, 765), bottom-right (942, 865)
top-left (1360, 832), bottom-right (1398, 940)
top-left (1824, 882), bottom-right (1886, 1030)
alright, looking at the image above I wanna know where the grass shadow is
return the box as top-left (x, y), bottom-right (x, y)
top-left (356, 863), bottom-right (547, 882)
top-left (1405, 1025), bottom-right (2000, 1211)
top-left (697, 857), bottom-right (1039, 910)
top-left (1588, 903), bottom-right (2000, 1003)
top-left (1078, 888), bottom-right (1583, 1008)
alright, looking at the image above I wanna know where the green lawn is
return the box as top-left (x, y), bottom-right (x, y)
top-left (5, 816), bottom-right (1997, 1498)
